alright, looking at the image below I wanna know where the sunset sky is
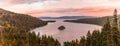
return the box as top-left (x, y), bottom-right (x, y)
top-left (0, 0), bottom-right (120, 17)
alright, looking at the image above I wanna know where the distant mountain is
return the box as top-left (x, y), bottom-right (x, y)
top-left (65, 15), bottom-right (120, 26)
top-left (39, 16), bottom-right (96, 19)
top-left (65, 16), bottom-right (120, 26)
top-left (0, 8), bottom-right (47, 31)
top-left (65, 16), bottom-right (110, 26)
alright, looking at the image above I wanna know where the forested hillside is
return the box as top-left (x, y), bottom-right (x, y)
top-left (0, 8), bottom-right (47, 31)
top-left (64, 9), bottom-right (120, 46)
top-left (65, 15), bottom-right (120, 26)
top-left (65, 16), bottom-right (109, 26)
top-left (0, 8), bottom-right (60, 46)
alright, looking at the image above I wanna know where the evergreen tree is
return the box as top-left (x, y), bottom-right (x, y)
top-left (91, 30), bottom-right (100, 46)
top-left (86, 31), bottom-right (92, 46)
top-left (112, 9), bottom-right (120, 46)
top-left (101, 17), bottom-right (114, 46)
top-left (80, 36), bottom-right (86, 46)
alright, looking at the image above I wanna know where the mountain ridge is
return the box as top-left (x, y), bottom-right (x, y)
top-left (0, 8), bottom-right (47, 31)
top-left (64, 16), bottom-right (113, 26)
top-left (40, 16), bottom-right (96, 19)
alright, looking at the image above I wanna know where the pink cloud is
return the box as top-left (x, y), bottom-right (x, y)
top-left (24, 6), bottom-right (119, 17)
top-left (24, 10), bottom-right (81, 17)
top-left (2, 0), bottom-right (120, 17)
top-left (6, 0), bottom-right (14, 6)
top-left (79, 7), bottom-right (115, 16)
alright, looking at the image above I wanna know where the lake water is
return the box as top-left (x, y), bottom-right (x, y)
top-left (31, 19), bottom-right (102, 45)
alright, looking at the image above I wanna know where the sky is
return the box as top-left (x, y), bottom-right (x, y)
top-left (0, 0), bottom-right (120, 17)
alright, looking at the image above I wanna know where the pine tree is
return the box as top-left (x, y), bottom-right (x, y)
top-left (80, 36), bottom-right (86, 46)
top-left (112, 9), bottom-right (120, 46)
top-left (91, 30), bottom-right (100, 46)
top-left (86, 31), bottom-right (92, 46)
top-left (101, 17), bottom-right (114, 46)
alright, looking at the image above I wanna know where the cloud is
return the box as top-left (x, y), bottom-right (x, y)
top-left (7, 0), bottom-right (59, 4)
top-left (24, 8), bottom-right (81, 17)
top-left (0, 0), bottom-right (60, 13)
top-left (79, 7), bottom-right (115, 16)
top-left (1, 0), bottom-right (120, 17)
top-left (11, 0), bottom-right (43, 4)
top-left (24, 6), bottom-right (120, 17)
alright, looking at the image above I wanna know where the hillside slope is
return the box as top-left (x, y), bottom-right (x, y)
top-left (0, 8), bottom-right (47, 31)
top-left (65, 16), bottom-right (112, 26)
top-left (0, 9), bottom-right (62, 46)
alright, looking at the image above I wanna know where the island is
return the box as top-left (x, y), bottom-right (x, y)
top-left (58, 26), bottom-right (66, 30)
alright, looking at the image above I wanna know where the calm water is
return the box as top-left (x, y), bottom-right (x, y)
top-left (31, 19), bottom-right (102, 45)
